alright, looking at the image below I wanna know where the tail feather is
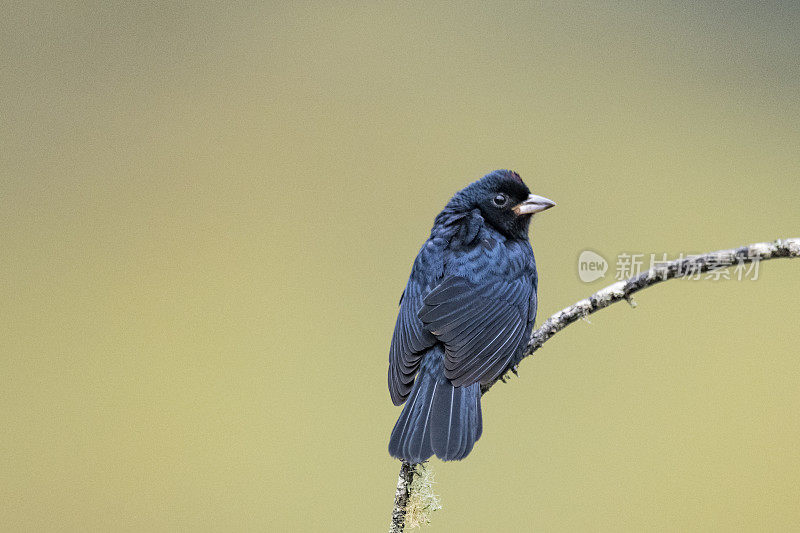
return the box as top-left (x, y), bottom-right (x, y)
top-left (389, 362), bottom-right (482, 463)
top-left (389, 373), bottom-right (436, 463)
top-left (430, 381), bottom-right (481, 460)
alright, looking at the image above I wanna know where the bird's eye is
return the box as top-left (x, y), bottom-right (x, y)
top-left (492, 193), bottom-right (508, 207)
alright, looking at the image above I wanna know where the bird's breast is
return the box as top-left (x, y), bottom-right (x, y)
top-left (444, 233), bottom-right (531, 283)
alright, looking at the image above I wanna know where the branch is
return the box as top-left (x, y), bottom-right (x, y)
top-left (389, 462), bottom-right (414, 533)
top-left (390, 238), bottom-right (799, 531)
top-left (484, 237), bottom-right (800, 392)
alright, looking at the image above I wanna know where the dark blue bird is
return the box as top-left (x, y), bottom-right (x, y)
top-left (388, 170), bottom-right (555, 463)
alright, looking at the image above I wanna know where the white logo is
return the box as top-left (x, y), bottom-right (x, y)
top-left (578, 250), bottom-right (608, 282)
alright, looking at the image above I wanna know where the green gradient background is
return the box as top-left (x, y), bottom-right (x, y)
top-left (2, 2), bottom-right (799, 531)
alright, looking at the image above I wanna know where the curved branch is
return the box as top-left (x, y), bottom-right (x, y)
top-left (390, 238), bottom-right (800, 531)
top-left (481, 238), bottom-right (800, 392)
top-left (488, 237), bottom-right (800, 392)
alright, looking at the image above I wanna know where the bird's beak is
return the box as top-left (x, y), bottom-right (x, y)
top-left (512, 193), bottom-right (556, 215)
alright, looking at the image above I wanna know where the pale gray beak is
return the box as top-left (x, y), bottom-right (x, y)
top-left (512, 193), bottom-right (556, 215)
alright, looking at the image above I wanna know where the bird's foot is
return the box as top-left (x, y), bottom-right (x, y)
top-left (498, 365), bottom-right (519, 384)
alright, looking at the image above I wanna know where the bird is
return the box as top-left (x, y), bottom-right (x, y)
top-left (388, 169), bottom-right (555, 464)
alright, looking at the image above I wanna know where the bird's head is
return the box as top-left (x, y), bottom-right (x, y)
top-left (445, 169), bottom-right (556, 240)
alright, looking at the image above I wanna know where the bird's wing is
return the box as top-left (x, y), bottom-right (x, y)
top-left (388, 257), bottom-right (438, 406)
top-left (418, 275), bottom-right (532, 387)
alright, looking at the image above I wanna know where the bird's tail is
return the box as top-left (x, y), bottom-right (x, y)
top-left (388, 359), bottom-right (483, 463)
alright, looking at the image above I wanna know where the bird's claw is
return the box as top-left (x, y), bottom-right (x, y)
top-left (498, 365), bottom-right (520, 384)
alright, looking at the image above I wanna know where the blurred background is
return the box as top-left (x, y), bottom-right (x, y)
top-left (2, 1), bottom-right (799, 531)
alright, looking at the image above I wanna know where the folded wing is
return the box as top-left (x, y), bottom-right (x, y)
top-left (418, 275), bottom-right (531, 387)
top-left (388, 273), bottom-right (437, 405)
